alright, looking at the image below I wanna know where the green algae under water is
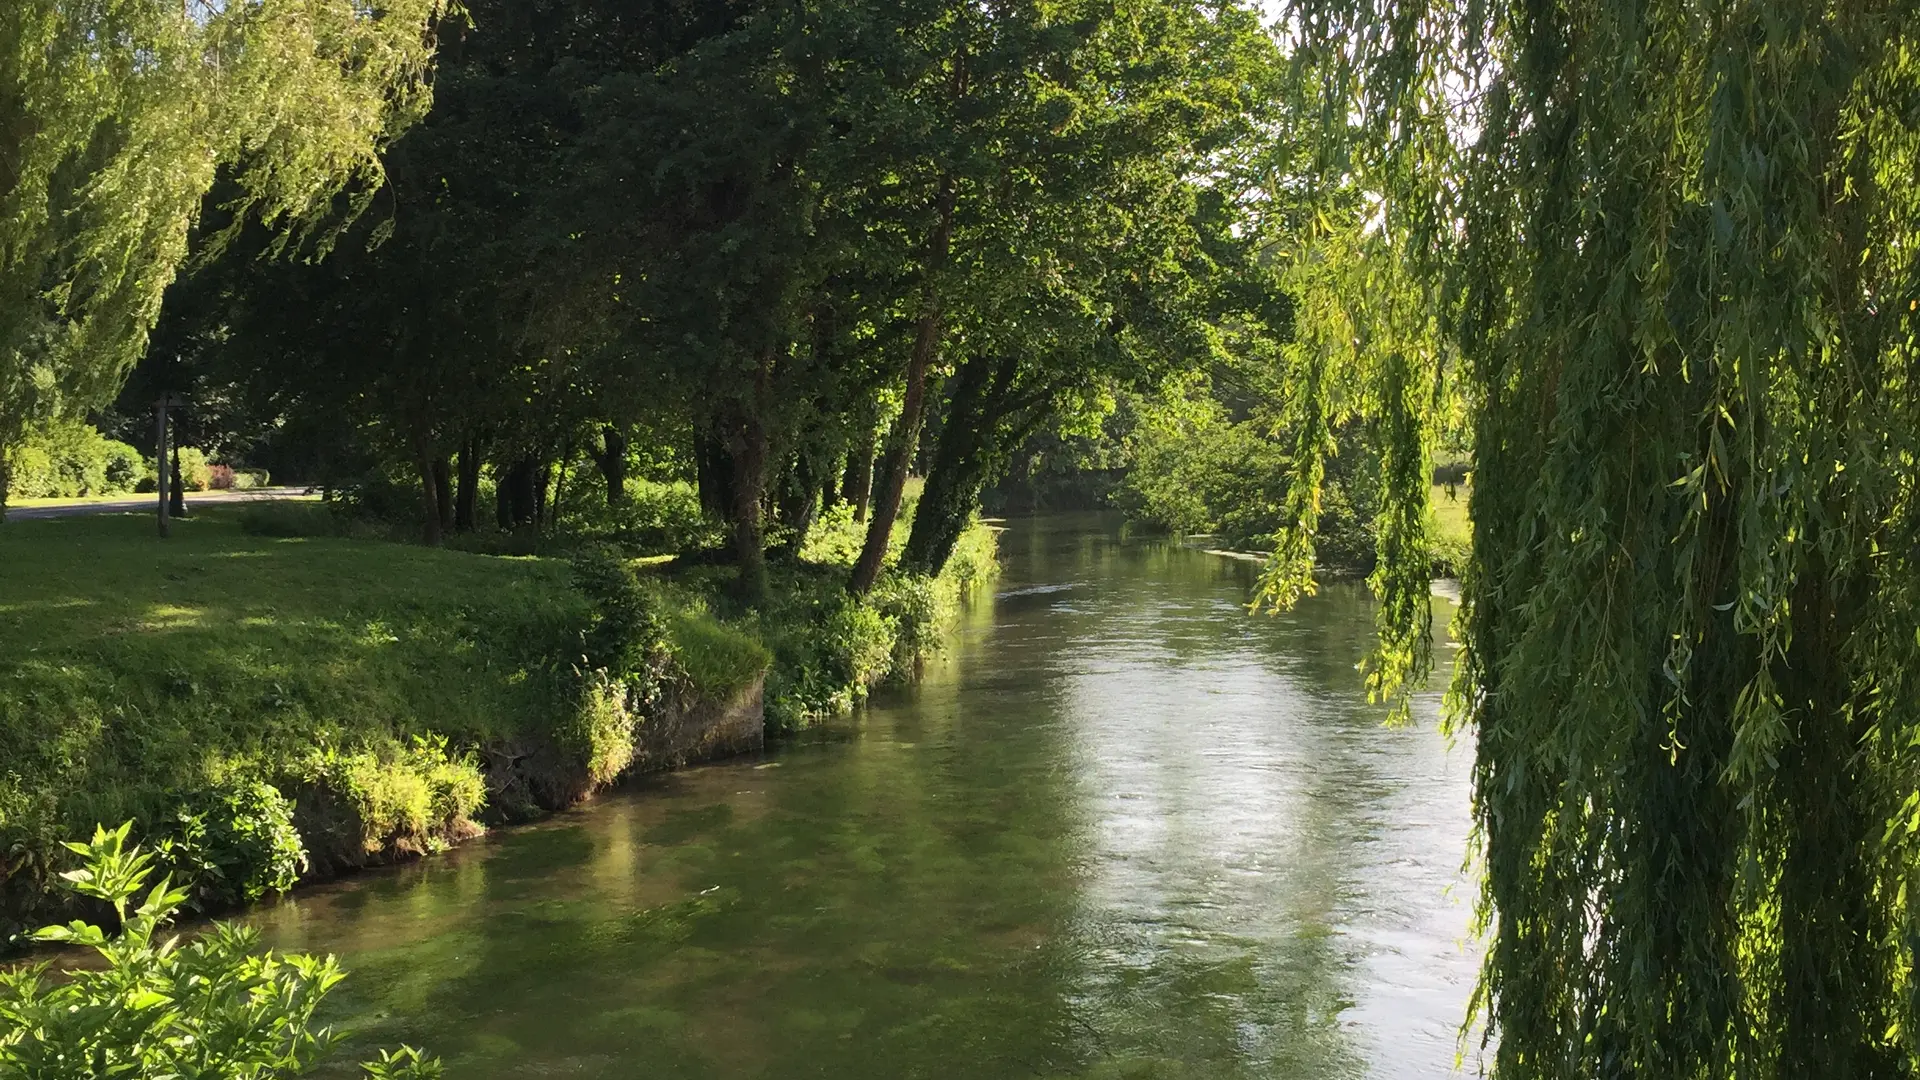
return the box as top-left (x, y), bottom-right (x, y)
top-left (250, 515), bottom-right (1481, 1078)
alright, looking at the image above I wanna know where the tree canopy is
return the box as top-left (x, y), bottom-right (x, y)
top-left (0, 0), bottom-right (448, 510)
top-left (1266, 0), bottom-right (1920, 1073)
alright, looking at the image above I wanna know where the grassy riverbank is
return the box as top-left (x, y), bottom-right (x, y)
top-left (0, 504), bottom-right (996, 942)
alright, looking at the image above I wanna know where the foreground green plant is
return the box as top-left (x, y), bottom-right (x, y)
top-left (0, 823), bottom-right (439, 1079)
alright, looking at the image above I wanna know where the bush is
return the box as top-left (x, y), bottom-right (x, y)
top-left (295, 738), bottom-right (486, 859)
top-left (207, 463), bottom-right (236, 489)
top-left (159, 777), bottom-right (307, 909)
top-left (563, 671), bottom-right (639, 789)
top-left (0, 824), bottom-right (441, 1079)
top-left (798, 502), bottom-right (865, 565)
top-left (941, 515), bottom-right (1001, 594)
top-left (4, 419), bottom-right (149, 499)
top-left (175, 446), bottom-right (212, 492)
top-left (571, 547), bottom-right (671, 680)
top-left (873, 573), bottom-right (940, 672)
top-left (231, 467), bottom-right (271, 490)
top-left (563, 478), bottom-right (719, 554)
top-left (102, 440), bottom-right (147, 492)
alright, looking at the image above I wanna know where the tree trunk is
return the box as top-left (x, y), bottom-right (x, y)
top-left (777, 450), bottom-right (823, 555)
top-left (903, 354), bottom-right (1018, 576)
top-left (504, 457), bottom-right (540, 528)
top-left (850, 178), bottom-right (954, 595)
top-left (820, 454), bottom-right (841, 512)
top-left (729, 353), bottom-right (775, 603)
top-left (415, 455), bottom-right (444, 546)
top-left (596, 425), bottom-right (629, 505)
top-left (169, 443), bottom-right (187, 518)
top-left (844, 431), bottom-right (875, 523)
top-left (431, 456), bottom-right (455, 533)
top-left (695, 432), bottom-right (735, 521)
top-left (454, 437), bottom-right (481, 533)
top-left (535, 461), bottom-right (554, 527)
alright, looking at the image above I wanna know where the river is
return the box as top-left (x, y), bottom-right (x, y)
top-left (252, 514), bottom-right (1482, 1078)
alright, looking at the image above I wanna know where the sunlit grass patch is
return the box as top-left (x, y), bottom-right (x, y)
top-left (0, 508), bottom-right (590, 937)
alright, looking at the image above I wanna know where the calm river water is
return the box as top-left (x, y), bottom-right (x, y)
top-left (253, 515), bottom-right (1482, 1078)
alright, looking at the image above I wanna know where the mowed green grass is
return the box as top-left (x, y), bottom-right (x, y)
top-left (0, 509), bottom-right (586, 850)
top-left (1430, 483), bottom-right (1471, 547)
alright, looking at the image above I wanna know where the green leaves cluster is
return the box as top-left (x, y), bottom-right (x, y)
top-left (1274, 0), bottom-right (1920, 1072)
top-left (0, 0), bottom-right (448, 511)
top-left (0, 823), bottom-right (440, 1079)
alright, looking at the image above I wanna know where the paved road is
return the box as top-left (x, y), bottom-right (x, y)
top-left (6, 487), bottom-right (313, 521)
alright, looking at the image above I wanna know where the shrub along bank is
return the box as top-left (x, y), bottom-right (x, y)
top-left (0, 505), bottom-right (997, 944)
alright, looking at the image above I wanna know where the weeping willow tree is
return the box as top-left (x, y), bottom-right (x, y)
top-left (0, 0), bottom-right (447, 514)
top-left (1262, 0), bottom-right (1920, 1073)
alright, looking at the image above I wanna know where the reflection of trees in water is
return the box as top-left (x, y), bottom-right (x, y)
top-left (256, 515), bottom-right (1465, 1079)
top-left (1017, 523), bottom-right (1374, 1077)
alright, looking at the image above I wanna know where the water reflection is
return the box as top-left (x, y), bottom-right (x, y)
top-left (249, 514), bottom-right (1478, 1078)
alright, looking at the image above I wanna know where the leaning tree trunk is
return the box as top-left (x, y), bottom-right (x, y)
top-left (850, 180), bottom-right (954, 596)
top-left (902, 354), bottom-right (1018, 576)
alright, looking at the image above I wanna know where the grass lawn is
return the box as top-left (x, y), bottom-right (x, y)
top-left (1429, 482), bottom-right (1472, 572)
top-left (8, 490), bottom-right (315, 510)
top-left (0, 496), bottom-right (989, 938)
top-left (0, 509), bottom-right (589, 903)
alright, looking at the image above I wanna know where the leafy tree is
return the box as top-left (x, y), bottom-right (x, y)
top-left (1271, 0), bottom-right (1920, 1073)
top-left (882, 0), bottom-right (1290, 582)
top-left (0, 0), bottom-right (448, 516)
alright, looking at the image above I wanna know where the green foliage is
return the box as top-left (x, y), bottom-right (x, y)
top-left (0, 824), bottom-right (440, 1078)
top-left (1280, 0), bottom-right (1920, 1071)
top-left (753, 516), bottom-right (998, 732)
top-left (798, 503), bottom-right (867, 567)
top-left (1122, 373), bottom-right (1384, 566)
top-left (571, 547), bottom-right (670, 679)
top-left (666, 613), bottom-right (771, 702)
top-left (871, 574), bottom-right (941, 675)
top-left (295, 738), bottom-right (486, 857)
top-left (563, 672), bottom-right (638, 790)
top-left (0, 511), bottom-right (585, 935)
top-left (938, 518), bottom-right (1001, 598)
top-left (161, 777), bottom-right (306, 910)
top-left (237, 500), bottom-right (354, 538)
top-left (229, 468), bottom-right (271, 490)
top-left (562, 480), bottom-right (718, 556)
top-left (0, 0), bottom-right (447, 512)
top-left (4, 419), bottom-right (148, 499)
top-left (173, 447), bottom-right (212, 493)
top-left (1121, 376), bottom-right (1295, 548)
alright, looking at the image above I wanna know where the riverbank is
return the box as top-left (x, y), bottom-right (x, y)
top-left (233, 514), bottom-right (1477, 1078)
top-left (0, 506), bottom-right (996, 943)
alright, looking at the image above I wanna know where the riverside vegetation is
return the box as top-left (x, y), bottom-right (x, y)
top-left (11, 0), bottom-right (1920, 1073)
top-left (0, 491), bottom-right (997, 945)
